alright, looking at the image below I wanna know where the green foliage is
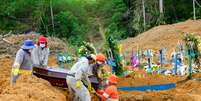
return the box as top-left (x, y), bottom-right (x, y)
top-left (37, 0), bottom-right (90, 45)
top-left (196, 7), bottom-right (201, 19)
top-left (129, 0), bottom-right (198, 36)
top-left (0, 0), bottom-right (201, 46)
top-left (78, 41), bottom-right (97, 57)
top-left (105, 31), bottom-right (124, 76)
top-left (164, 0), bottom-right (193, 23)
top-left (183, 33), bottom-right (200, 66)
top-left (0, 0), bottom-right (40, 32)
top-left (95, 0), bottom-right (128, 40)
top-left (54, 11), bottom-right (84, 41)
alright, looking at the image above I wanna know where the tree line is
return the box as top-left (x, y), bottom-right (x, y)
top-left (0, 0), bottom-right (200, 46)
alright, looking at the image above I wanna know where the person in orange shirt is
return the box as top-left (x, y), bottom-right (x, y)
top-left (97, 75), bottom-right (119, 101)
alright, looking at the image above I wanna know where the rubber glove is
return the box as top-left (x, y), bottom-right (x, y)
top-left (11, 62), bottom-right (20, 86)
top-left (90, 87), bottom-right (96, 93)
top-left (12, 62), bottom-right (20, 76)
top-left (88, 84), bottom-right (96, 93)
top-left (76, 80), bottom-right (81, 89)
top-left (88, 84), bottom-right (92, 91)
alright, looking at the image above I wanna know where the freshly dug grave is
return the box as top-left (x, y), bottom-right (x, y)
top-left (118, 75), bottom-right (186, 88)
top-left (119, 79), bottom-right (201, 101)
top-left (118, 73), bottom-right (201, 101)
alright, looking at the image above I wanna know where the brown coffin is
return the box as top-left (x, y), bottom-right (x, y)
top-left (33, 67), bottom-right (70, 87)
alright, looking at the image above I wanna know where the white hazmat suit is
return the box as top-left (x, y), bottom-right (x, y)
top-left (66, 57), bottom-right (92, 101)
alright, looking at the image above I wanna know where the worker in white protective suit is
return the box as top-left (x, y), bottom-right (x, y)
top-left (32, 36), bottom-right (49, 68)
top-left (66, 54), bottom-right (97, 101)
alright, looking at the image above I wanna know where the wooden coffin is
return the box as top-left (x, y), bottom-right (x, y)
top-left (33, 67), bottom-right (70, 87)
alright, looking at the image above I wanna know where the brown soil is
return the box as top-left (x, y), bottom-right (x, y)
top-left (118, 75), bottom-right (185, 87)
top-left (118, 73), bottom-right (201, 101)
top-left (0, 56), bottom-right (66, 101)
top-left (2, 56), bottom-right (201, 101)
top-left (2, 20), bottom-right (201, 101)
top-left (117, 20), bottom-right (201, 101)
top-left (121, 20), bottom-right (201, 59)
top-left (0, 56), bottom-right (101, 101)
top-left (48, 55), bottom-right (59, 67)
top-left (0, 33), bottom-right (67, 56)
top-left (0, 34), bottom-right (71, 101)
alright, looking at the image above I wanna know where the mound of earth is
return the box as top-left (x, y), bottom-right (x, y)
top-left (118, 20), bottom-right (201, 101)
top-left (118, 75), bottom-right (186, 87)
top-left (121, 20), bottom-right (201, 59)
top-left (1, 53), bottom-right (201, 101)
top-left (118, 73), bottom-right (201, 101)
top-left (0, 56), bottom-right (66, 101)
top-left (0, 33), bottom-right (67, 56)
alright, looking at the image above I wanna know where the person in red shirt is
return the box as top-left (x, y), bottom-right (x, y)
top-left (97, 75), bottom-right (119, 101)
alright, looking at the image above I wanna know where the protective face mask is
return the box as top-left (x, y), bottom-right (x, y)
top-left (40, 43), bottom-right (46, 48)
top-left (28, 49), bottom-right (33, 53)
top-left (97, 61), bottom-right (104, 66)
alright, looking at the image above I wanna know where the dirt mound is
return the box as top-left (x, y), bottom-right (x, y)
top-left (0, 55), bottom-right (100, 101)
top-left (0, 33), bottom-right (67, 56)
top-left (0, 56), bottom-right (67, 101)
top-left (0, 76), bottom-right (66, 101)
top-left (119, 90), bottom-right (195, 101)
top-left (1, 56), bottom-right (201, 101)
top-left (121, 20), bottom-right (201, 59)
top-left (0, 39), bottom-right (17, 57)
top-left (118, 74), bottom-right (201, 101)
top-left (118, 75), bottom-right (186, 87)
top-left (118, 20), bottom-right (201, 101)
